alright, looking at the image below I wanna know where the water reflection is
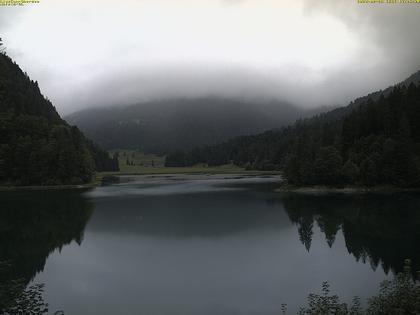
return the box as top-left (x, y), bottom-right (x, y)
top-left (88, 190), bottom-right (288, 237)
top-left (0, 190), bottom-right (93, 285)
top-left (282, 193), bottom-right (420, 277)
top-left (1, 177), bottom-right (420, 314)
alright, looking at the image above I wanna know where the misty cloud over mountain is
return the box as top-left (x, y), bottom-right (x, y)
top-left (66, 98), bottom-right (327, 153)
top-left (1, 0), bottom-right (420, 115)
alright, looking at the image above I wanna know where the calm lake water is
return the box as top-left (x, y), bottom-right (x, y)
top-left (1, 175), bottom-right (420, 314)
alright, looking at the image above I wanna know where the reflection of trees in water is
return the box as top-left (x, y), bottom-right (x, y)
top-left (282, 193), bottom-right (420, 277)
top-left (0, 190), bottom-right (94, 312)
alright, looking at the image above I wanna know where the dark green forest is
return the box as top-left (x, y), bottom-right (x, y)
top-left (0, 46), bottom-right (118, 186)
top-left (166, 83), bottom-right (420, 188)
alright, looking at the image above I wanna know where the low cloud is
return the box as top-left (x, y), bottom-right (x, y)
top-left (1, 0), bottom-right (420, 115)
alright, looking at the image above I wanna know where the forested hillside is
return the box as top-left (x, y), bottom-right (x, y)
top-left (167, 83), bottom-right (420, 188)
top-left (0, 49), bottom-right (118, 186)
top-left (66, 98), bottom-right (328, 153)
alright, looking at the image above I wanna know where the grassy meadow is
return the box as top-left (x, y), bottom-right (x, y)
top-left (104, 150), bottom-right (280, 176)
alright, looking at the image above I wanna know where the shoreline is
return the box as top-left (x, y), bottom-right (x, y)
top-left (3, 172), bottom-right (420, 194)
top-left (0, 179), bottom-right (101, 192)
top-left (0, 170), bottom-right (282, 192)
top-left (0, 174), bottom-right (105, 192)
top-left (100, 170), bottom-right (282, 176)
top-left (276, 184), bottom-right (420, 194)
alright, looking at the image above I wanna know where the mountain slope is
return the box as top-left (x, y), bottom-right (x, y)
top-left (66, 98), bottom-right (324, 153)
top-left (0, 53), bottom-right (118, 186)
top-left (67, 70), bottom-right (420, 155)
top-left (167, 73), bottom-right (420, 188)
top-left (314, 69), bottom-right (420, 123)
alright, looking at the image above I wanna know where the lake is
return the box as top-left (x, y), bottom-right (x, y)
top-left (1, 174), bottom-right (420, 314)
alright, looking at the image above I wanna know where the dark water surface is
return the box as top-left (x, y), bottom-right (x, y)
top-left (1, 175), bottom-right (420, 314)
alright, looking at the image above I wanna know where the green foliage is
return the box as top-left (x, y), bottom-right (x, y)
top-left (165, 151), bottom-right (186, 167)
top-left (297, 282), bottom-right (362, 315)
top-left (88, 140), bottom-right (119, 172)
top-left (168, 84), bottom-right (420, 188)
top-left (312, 146), bottom-right (343, 185)
top-left (293, 260), bottom-right (420, 315)
top-left (0, 52), bottom-right (118, 186)
top-left (0, 37), bottom-right (5, 53)
top-left (1, 283), bottom-right (48, 315)
top-left (342, 160), bottom-right (359, 183)
top-left (367, 260), bottom-right (420, 315)
top-left (0, 261), bottom-right (66, 315)
top-left (0, 261), bottom-right (49, 315)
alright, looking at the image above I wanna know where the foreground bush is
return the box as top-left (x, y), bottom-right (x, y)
top-left (291, 259), bottom-right (420, 315)
top-left (0, 261), bottom-right (64, 315)
top-left (1, 260), bottom-right (419, 314)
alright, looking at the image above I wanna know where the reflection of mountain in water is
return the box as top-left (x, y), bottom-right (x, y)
top-left (0, 191), bottom-right (94, 284)
top-left (282, 193), bottom-right (420, 277)
top-left (89, 190), bottom-right (289, 238)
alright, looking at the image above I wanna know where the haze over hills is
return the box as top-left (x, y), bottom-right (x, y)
top-left (67, 69), bottom-right (420, 156)
top-left (66, 98), bottom-right (330, 154)
top-left (316, 70), bottom-right (420, 123)
top-left (166, 69), bottom-right (420, 188)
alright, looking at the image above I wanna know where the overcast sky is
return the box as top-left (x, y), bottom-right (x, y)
top-left (1, 0), bottom-right (420, 115)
